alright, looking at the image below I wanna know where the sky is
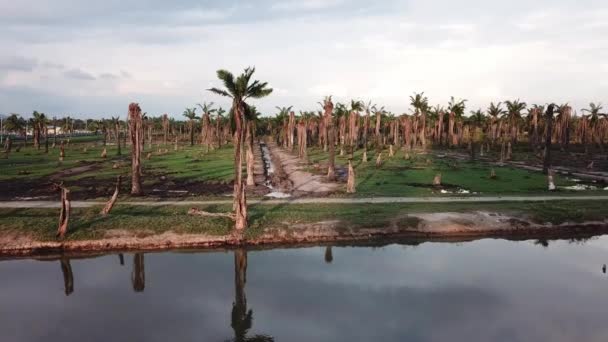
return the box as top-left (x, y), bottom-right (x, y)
top-left (1, 0), bottom-right (607, 119)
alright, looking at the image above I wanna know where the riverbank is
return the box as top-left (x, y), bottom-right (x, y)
top-left (1, 200), bottom-right (607, 256)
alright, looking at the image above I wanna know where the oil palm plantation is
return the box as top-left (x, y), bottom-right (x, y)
top-left (208, 67), bottom-right (273, 232)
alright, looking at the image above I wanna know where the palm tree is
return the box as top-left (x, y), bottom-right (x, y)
top-left (216, 107), bottom-right (226, 148)
top-left (447, 97), bottom-right (466, 147)
top-left (30, 111), bottom-right (45, 150)
top-left (487, 102), bottom-right (505, 144)
top-left (182, 107), bottom-right (199, 146)
top-left (543, 104), bottom-right (556, 174)
top-left (197, 102), bottom-right (216, 149)
top-left (208, 67), bottom-right (273, 232)
top-left (504, 99), bottom-right (527, 145)
top-left (527, 104), bottom-right (544, 150)
top-left (410, 92), bottom-right (429, 149)
top-left (582, 102), bottom-right (606, 154)
top-left (467, 109), bottom-right (486, 160)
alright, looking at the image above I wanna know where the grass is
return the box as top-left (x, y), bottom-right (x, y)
top-left (1, 138), bottom-right (605, 199)
top-left (304, 146), bottom-right (601, 196)
top-left (1, 201), bottom-right (606, 242)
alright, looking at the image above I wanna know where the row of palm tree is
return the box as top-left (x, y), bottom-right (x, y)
top-left (265, 97), bottom-right (608, 161)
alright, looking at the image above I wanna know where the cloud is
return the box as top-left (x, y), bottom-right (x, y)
top-left (0, 56), bottom-right (38, 72)
top-left (63, 68), bottom-right (96, 80)
top-left (1, 0), bottom-right (607, 117)
top-left (271, 0), bottom-right (344, 11)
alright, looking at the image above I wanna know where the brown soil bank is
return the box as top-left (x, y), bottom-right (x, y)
top-left (1, 211), bottom-right (607, 257)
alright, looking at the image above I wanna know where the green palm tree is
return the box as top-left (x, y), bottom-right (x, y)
top-left (183, 107), bottom-right (199, 146)
top-left (504, 99), bottom-right (527, 144)
top-left (208, 67), bottom-right (273, 232)
top-left (447, 97), bottom-right (466, 147)
top-left (215, 107), bottom-right (227, 148)
top-left (582, 102), bottom-right (606, 154)
top-left (486, 102), bottom-right (505, 143)
top-left (467, 109), bottom-right (486, 160)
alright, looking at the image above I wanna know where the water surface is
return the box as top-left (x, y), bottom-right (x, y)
top-left (2, 237), bottom-right (608, 341)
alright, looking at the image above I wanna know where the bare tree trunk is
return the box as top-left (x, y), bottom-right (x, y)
top-left (327, 116), bottom-right (336, 181)
top-left (246, 121), bottom-right (255, 186)
top-left (101, 175), bottom-right (122, 215)
top-left (543, 105), bottom-right (555, 174)
top-left (346, 160), bottom-right (356, 193)
top-left (129, 103), bottom-right (143, 195)
top-left (234, 102), bottom-right (247, 231)
top-left (57, 186), bottom-right (70, 239)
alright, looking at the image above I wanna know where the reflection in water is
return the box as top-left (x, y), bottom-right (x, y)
top-left (59, 257), bottom-right (73, 296)
top-left (535, 239), bottom-right (549, 248)
top-left (324, 246), bottom-right (333, 264)
top-left (229, 249), bottom-right (274, 342)
top-left (118, 253), bottom-right (124, 266)
top-left (4, 238), bottom-right (608, 341)
top-left (131, 254), bottom-right (145, 292)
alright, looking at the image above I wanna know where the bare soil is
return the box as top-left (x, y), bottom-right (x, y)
top-left (267, 141), bottom-right (339, 196)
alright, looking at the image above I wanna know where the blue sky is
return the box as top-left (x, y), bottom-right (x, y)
top-left (1, 0), bottom-right (607, 119)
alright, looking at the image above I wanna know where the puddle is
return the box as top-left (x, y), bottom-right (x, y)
top-left (260, 142), bottom-right (291, 198)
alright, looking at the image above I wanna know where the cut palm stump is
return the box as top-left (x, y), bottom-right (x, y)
top-left (57, 185), bottom-right (71, 239)
top-left (101, 175), bottom-right (122, 216)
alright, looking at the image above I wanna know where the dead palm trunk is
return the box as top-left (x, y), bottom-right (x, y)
top-left (346, 160), bottom-right (356, 193)
top-left (233, 101), bottom-right (247, 231)
top-left (375, 111), bottom-right (382, 151)
top-left (246, 120), bottom-right (255, 187)
top-left (325, 101), bottom-right (336, 181)
top-left (129, 103), bottom-right (143, 195)
top-left (101, 175), bottom-right (122, 215)
top-left (115, 122), bottom-right (122, 156)
top-left (543, 105), bottom-right (555, 174)
top-left (57, 185), bottom-right (70, 239)
top-left (162, 114), bottom-right (169, 146)
top-left (288, 111), bottom-right (295, 151)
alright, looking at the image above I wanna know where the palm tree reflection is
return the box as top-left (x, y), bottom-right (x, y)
top-left (132, 253), bottom-right (145, 292)
top-left (60, 257), bottom-right (73, 296)
top-left (324, 246), bottom-right (333, 264)
top-left (227, 249), bottom-right (274, 342)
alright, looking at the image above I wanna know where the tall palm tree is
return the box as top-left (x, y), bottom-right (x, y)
top-left (447, 97), bottom-right (466, 147)
top-left (182, 108), bottom-right (199, 146)
top-left (582, 102), bottom-right (606, 154)
top-left (467, 109), bottom-right (486, 160)
top-left (216, 107), bottom-right (226, 148)
top-left (543, 104), bottom-right (556, 174)
top-left (504, 99), bottom-right (527, 145)
top-left (208, 67), bottom-right (273, 232)
top-left (197, 102), bottom-right (216, 149)
top-left (410, 92), bottom-right (429, 149)
top-left (486, 102), bottom-right (505, 144)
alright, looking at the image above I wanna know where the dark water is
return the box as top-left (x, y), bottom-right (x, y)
top-left (2, 237), bottom-right (608, 341)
